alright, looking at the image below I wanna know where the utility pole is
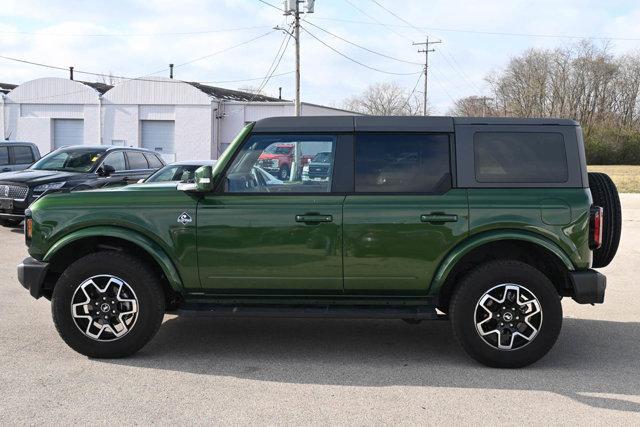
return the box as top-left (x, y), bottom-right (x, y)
top-left (282, 0), bottom-right (314, 116)
top-left (294, 0), bottom-right (301, 116)
top-left (413, 37), bottom-right (441, 116)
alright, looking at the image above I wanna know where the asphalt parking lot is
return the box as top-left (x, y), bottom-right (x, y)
top-left (1, 195), bottom-right (639, 425)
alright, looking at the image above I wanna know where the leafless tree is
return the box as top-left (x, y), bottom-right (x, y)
top-left (343, 82), bottom-right (427, 116)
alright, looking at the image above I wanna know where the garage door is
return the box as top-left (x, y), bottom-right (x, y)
top-left (141, 120), bottom-right (175, 162)
top-left (53, 119), bottom-right (84, 149)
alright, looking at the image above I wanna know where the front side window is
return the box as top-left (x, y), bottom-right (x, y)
top-left (102, 151), bottom-right (126, 172)
top-left (224, 134), bottom-right (336, 193)
top-left (355, 133), bottom-right (451, 193)
top-left (474, 132), bottom-right (568, 183)
top-left (31, 148), bottom-right (105, 172)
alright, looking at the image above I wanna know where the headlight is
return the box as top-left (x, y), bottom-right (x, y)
top-left (33, 181), bottom-right (66, 194)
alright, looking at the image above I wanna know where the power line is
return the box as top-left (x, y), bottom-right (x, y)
top-left (202, 71), bottom-right (295, 84)
top-left (366, 1), bottom-right (484, 96)
top-left (256, 0), bottom-right (282, 11)
top-left (302, 19), bottom-right (421, 65)
top-left (167, 29), bottom-right (277, 69)
top-left (313, 16), bottom-right (640, 42)
top-left (343, 0), bottom-right (412, 42)
top-left (401, 72), bottom-right (423, 112)
top-left (301, 26), bottom-right (422, 76)
top-left (369, 0), bottom-right (420, 31)
top-left (253, 26), bottom-right (293, 97)
top-left (0, 25), bottom-right (273, 37)
top-left (0, 30), bottom-right (278, 84)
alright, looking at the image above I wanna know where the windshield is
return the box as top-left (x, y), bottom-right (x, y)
top-left (312, 152), bottom-right (332, 163)
top-left (146, 164), bottom-right (203, 182)
top-left (31, 148), bottom-right (105, 172)
top-left (263, 145), bottom-right (293, 155)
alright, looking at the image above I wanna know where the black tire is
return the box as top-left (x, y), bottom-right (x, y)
top-left (588, 172), bottom-right (622, 268)
top-left (51, 251), bottom-right (165, 358)
top-left (278, 165), bottom-right (290, 180)
top-left (450, 260), bottom-right (562, 368)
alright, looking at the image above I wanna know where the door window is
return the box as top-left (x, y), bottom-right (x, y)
top-left (102, 151), bottom-right (126, 172)
top-left (355, 134), bottom-right (451, 193)
top-left (126, 151), bottom-right (149, 170)
top-left (224, 134), bottom-right (336, 193)
top-left (13, 146), bottom-right (34, 164)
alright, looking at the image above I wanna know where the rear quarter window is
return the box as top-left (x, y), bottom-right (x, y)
top-left (126, 151), bottom-right (150, 170)
top-left (474, 132), bottom-right (568, 183)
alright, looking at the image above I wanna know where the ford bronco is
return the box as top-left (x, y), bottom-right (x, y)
top-left (17, 116), bottom-right (621, 368)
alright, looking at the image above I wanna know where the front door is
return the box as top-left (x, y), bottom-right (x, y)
top-left (343, 133), bottom-right (469, 294)
top-left (197, 133), bottom-right (344, 294)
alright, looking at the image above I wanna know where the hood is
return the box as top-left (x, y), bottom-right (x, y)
top-left (0, 169), bottom-right (83, 185)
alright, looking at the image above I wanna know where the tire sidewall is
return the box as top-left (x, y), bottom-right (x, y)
top-left (52, 252), bottom-right (164, 358)
top-left (451, 261), bottom-right (562, 368)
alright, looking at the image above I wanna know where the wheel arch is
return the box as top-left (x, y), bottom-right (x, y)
top-left (430, 231), bottom-right (575, 310)
top-left (42, 226), bottom-right (184, 300)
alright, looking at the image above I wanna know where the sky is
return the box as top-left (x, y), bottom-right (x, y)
top-left (1, 0), bottom-right (639, 114)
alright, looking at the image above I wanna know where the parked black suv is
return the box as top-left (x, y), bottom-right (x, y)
top-left (0, 145), bottom-right (164, 226)
top-left (0, 142), bottom-right (41, 172)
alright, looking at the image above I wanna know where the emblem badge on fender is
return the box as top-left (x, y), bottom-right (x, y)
top-left (177, 212), bottom-right (192, 225)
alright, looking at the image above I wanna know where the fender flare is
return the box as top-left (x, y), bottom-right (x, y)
top-left (428, 230), bottom-right (575, 296)
top-left (43, 225), bottom-right (184, 292)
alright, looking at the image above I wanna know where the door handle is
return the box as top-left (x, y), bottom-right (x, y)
top-left (421, 213), bottom-right (458, 223)
top-left (1, 168), bottom-right (10, 172)
top-left (295, 214), bottom-right (333, 224)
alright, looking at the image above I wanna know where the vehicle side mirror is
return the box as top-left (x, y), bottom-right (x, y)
top-left (177, 165), bottom-right (214, 192)
top-left (98, 164), bottom-right (116, 177)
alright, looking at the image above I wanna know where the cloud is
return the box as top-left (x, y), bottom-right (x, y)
top-left (1, 0), bottom-right (639, 113)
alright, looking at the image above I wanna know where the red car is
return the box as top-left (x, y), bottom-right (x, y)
top-left (257, 143), bottom-right (312, 180)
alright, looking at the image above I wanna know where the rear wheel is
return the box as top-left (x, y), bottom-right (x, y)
top-left (588, 172), bottom-right (621, 268)
top-left (52, 251), bottom-right (165, 358)
top-left (450, 260), bottom-right (562, 368)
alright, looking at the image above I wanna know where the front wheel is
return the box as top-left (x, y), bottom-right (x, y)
top-left (51, 251), bottom-right (165, 358)
top-left (278, 165), bottom-right (290, 180)
top-left (1, 219), bottom-right (21, 227)
top-left (450, 260), bottom-right (562, 368)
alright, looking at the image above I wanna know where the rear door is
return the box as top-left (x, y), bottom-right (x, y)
top-left (343, 133), bottom-right (469, 294)
top-left (0, 146), bottom-right (10, 172)
top-left (10, 145), bottom-right (36, 171)
top-left (124, 151), bottom-right (154, 183)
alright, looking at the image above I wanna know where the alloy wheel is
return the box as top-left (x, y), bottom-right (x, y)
top-left (474, 283), bottom-right (543, 351)
top-left (70, 275), bottom-right (139, 342)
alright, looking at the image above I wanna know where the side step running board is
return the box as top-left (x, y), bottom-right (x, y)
top-left (177, 303), bottom-right (443, 320)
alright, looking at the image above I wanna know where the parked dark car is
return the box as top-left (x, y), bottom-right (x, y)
top-left (0, 141), bottom-right (41, 172)
top-left (0, 145), bottom-right (164, 226)
top-left (143, 160), bottom-right (217, 183)
top-left (302, 151), bottom-right (332, 182)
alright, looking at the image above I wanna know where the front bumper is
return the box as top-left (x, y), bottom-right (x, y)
top-left (17, 257), bottom-right (49, 299)
top-left (569, 269), bottom-right (606, 304)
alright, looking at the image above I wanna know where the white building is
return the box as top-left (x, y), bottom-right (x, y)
top-left (0, 77), bottom-right (356, 161)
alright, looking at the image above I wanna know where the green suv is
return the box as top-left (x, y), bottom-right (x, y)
top-left (17, 116), bottom-right (621, 368)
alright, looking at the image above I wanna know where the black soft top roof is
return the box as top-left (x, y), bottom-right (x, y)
top-left (252, 116), bottom-right (579, 133)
